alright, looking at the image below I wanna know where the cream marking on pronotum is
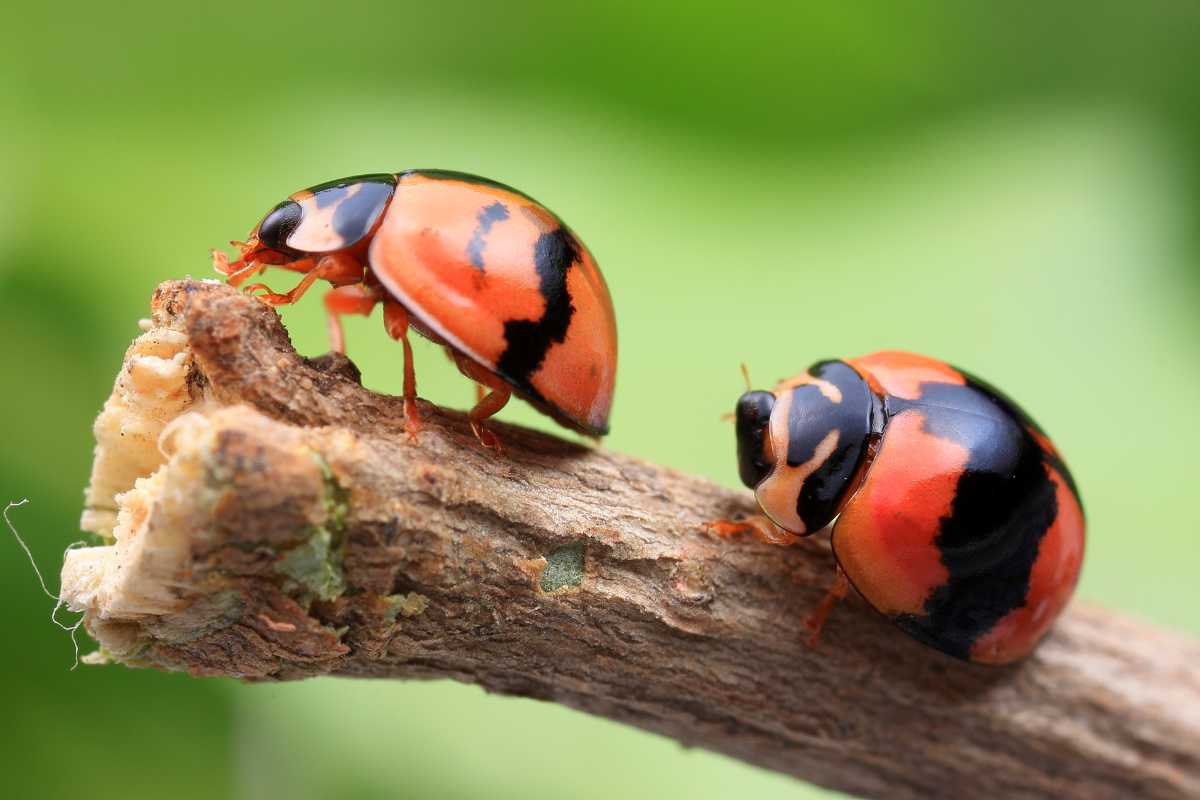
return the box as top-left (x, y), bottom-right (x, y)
top-left (289, 183), bottom-right (366, 252)
top-left (752, 386), bottom-right (842, 533)
top-left (4, 498), bottom-right (87, 669)
top-left (775, 372), bottom-right (844, 404)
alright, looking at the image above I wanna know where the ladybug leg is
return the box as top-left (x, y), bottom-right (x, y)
top-left (706, 514), bottom-right (800, 546)
top-left (323, 285), bottom-right (380, 355)
top-left (244, 253), bottom-right (361, 307)
top-left (449, 351), bottom-right (511, 452)
top-left (803, 567), bottom-right (850, 647)
top-left (382, 300), bottom-right (421, 442)
top-left (216, 254), bottom-right (270, 288)
top-left (467, 385), bottom-right (511, 453)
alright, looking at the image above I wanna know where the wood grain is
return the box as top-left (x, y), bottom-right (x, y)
top-left (62, 280), bottom-right (1200, 800)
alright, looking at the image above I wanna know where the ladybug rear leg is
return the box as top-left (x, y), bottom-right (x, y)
top-left (468, 385), bottom-right (511, 453)
top-left (323, 285), bottom-right (380, 355)
top-left (706, 515), bottom-right (800, 546)
top-left (803, 568), bottom-right (849, 647)
top-left (382, 300), bottom-right (421, 442)
top-left (450, 351), bottom-right (511, 452)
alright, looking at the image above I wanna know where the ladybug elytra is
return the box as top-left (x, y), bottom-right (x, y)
top-left (213, 170), bottom-right (617, 450)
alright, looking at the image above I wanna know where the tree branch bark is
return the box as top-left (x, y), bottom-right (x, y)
top-left (62, 280), bottom-right (1200, 799)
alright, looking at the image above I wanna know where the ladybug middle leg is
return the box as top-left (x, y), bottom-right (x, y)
top-left (323, 285), bottom-right (380, 355)
top-left (803, 568), bottom-right (849, 647)
top-left (708, 516), bottom-right (849, 646)
top-left (382, 299), bottom-right (422, 442)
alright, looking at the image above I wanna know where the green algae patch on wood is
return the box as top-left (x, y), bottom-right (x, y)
top-left (539, 542), bottom-right (585, 593)
top-left (384, 592), bottom-right (431, 621)
top-left (271, 451), bottom-right (352, 602)
top-left (274, 526), bottom-right (345, 601)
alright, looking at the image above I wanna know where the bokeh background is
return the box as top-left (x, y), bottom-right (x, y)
top-left (3, 3), bottom-right (1199, 798)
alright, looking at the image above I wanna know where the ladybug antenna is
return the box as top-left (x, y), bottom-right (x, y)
top-left (719, 363), bottom-right (755, 423)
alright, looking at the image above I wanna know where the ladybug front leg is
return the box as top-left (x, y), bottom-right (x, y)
top-left (218, 256), bottom-right (270, 288)
top-left (323, 285), bottom-right (380, 354)
top-left (243, 253), bottom-right (362, 307)
top-left (705, 514), bottom-right (800, 546)
top-left (382, 300), bottom-right (421, 442)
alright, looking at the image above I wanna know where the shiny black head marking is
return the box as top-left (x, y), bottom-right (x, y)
top-left (258, 201), bottom-right (302, 252)
top-left (466, 201), bottom-right (510, 270)
top-left (304, 173), bottom-right (397, 196)
top-left (329, 179), bottom-right (395, 246)
top-left (262, 174), bottom-right (395, 254)
top-left (494, 227), bottom-right (578, 390)
top-left (735, 390), bottom-right (776, 488)
top-left (889, 379), bottom-right (1061, 660)
top-left (309, 175), bottom-right (396, 250)
top-left (786, 361), bottom-right (881, 532)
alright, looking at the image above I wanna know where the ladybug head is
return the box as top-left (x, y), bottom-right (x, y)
top-left (211, 198), bottom-right (305, 280)
top-left (214, 175), bottom-right (399, 281)
top-left (735, 389), bottom-right (776, 488)
top-left (252, 174), bottom-right (397, 258)
top-left (254, 199), bottom-right (304, 255)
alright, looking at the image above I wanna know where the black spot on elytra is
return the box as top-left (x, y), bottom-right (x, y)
top-left (466, 202), bottom-right (510, 270)
top-left (957, 368), bottom-right (1082, 510)
top-left (888, 379), bottom-right (1060, 660)
top-left (495, 227), bottom-right (578, 387)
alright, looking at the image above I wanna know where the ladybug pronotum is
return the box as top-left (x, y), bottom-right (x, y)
top-left (213, 170), bottom-right (617, 450)
top-left (713, 350), bottom-right (1085, 664)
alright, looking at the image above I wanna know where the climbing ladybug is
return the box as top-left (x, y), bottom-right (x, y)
top-left (712, 351), bottom-right (1085, 664)
top-left (212, 170), bottom-right (617, 449)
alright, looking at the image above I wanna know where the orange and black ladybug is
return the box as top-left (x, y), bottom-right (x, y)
top-left (213, 170), bottom-right (617, 450)
top-left (712, 351), bottom-right (1084, 664)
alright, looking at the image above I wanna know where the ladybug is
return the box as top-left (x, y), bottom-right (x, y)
top-left (712, 351), bottom-right (1085, 664)
top-left (212, 170), bottom-right (617, 449)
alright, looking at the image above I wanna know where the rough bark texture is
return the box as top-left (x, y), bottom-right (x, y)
top-left (62, 280), bottom-right (1200, 800)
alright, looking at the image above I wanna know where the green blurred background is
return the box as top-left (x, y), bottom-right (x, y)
top-left (3, 3), bottom-right (1199, 798)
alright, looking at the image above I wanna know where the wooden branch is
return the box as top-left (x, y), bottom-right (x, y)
top-left (62, 280), bottom-right (1200, 799)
